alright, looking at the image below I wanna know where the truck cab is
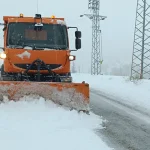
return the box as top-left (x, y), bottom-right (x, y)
top-left (0, 14), bottom-right (81, 82)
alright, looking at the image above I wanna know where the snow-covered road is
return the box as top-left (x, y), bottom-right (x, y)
top-left (72, 73), bottom-right (150, 150)
top-left (90, 89), bottom-right (150, 150)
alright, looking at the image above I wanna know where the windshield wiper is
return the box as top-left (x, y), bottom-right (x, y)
top-left (22, 44), bottom-right (45, 50)
top-left (7, 45), bottom-right (24, 49)
top-left (8, 44), bottom-right (67, 50)
top-left (43, 46), bottom-right (67, 50)
top-left (7, 44), bottom-right (34, 50)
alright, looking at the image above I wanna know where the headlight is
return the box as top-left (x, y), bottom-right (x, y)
top-left (69, 55), bottom-right (75, 61)
top-left (0, 53), bottom-right (6, 59)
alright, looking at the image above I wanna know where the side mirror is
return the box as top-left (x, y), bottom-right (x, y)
top-left (75, 31), bottom-right (81, 38)
top-left (75, 38), bottom-right (81, 49)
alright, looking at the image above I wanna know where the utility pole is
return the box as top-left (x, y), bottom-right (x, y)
top-left (80, 0), bottom-right (106, 75)
top-left (131, 0), bottom-right (150, 79)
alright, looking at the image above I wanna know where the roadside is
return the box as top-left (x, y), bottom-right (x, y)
top-left (72, 73), bottom-right (150, 117)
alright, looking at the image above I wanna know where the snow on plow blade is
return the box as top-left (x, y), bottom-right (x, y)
top-left (0, 81), bottom-right (89, 112)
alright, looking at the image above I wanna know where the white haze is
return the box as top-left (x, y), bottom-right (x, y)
top-left (0, 0), bottom-right (139, 74)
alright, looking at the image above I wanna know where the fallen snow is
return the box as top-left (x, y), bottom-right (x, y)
top-left (72, 73), bottom-right (150, 115)
top-left (24, 46), bottom-right (33, 50)
top-left (44, 48), bottom-right (54, 50)
top-left (57, 20), bottom-right (66, 25)
top-left (0, 97), bottom-right (113, 150)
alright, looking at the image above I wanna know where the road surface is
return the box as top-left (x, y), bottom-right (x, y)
top-left (90, 89), bottom-right (150, 150)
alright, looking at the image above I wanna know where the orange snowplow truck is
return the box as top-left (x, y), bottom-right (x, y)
top-left (0, 14), bottom-right (89, 113)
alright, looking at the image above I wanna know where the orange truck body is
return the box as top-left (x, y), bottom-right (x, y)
top-left (3, 16), bottom-right (71, 74)
top-left (0, 14), bottom-right (89, 112)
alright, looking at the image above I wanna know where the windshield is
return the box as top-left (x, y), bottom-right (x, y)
top-left (6, 22), bottom-right (69, 50)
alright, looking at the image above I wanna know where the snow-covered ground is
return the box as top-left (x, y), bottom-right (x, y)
top-left (72, 73), bottom-right (150, 115)
top-left (0, 96), bottom-right (113, 150)
top-left (1, 72), bottom-right (149, 150)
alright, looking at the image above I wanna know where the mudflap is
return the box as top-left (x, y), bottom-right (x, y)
top-left (0, 81), bottom-right (90, 113)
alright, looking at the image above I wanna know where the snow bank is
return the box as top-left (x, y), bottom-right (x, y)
top-left (72, 73), bottom-right (150, 115)
top-left (0, 97), bottom-right (113, 150)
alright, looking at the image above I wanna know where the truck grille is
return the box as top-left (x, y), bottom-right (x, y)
top-left (14, 64), bottom-right (62, 70)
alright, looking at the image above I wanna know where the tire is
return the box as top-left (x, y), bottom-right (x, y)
top-left (0, 64), bottom-right (13, 81)
top-left (1, 64), bottom-right (4, 77)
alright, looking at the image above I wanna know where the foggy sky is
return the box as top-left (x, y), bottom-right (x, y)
top-left (0, 0), bottom-right (138, 73)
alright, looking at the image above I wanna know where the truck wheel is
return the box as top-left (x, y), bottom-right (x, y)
top-left (1, 64), bottom-right (4, 77)
top-left (1, 64), bottom-right (13, 81)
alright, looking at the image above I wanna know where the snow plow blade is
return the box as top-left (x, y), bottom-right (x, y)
top-left (0, 81), bottom-right (89, 112)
